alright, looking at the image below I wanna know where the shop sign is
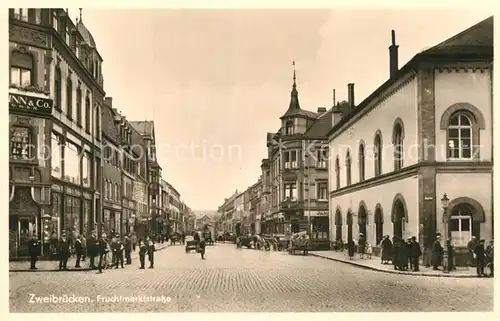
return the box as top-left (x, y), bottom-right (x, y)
top-left (112, 204), bottom-right (121, 210)
top-left (9, 93), bottom-right (53, 115)
top-left (310, 211), bottom-right (329, 217)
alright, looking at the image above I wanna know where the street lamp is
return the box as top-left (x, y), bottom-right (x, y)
top-left (441, 193), bottom-right (450, 273)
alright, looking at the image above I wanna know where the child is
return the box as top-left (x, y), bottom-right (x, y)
top-left (139, 239), bottom-right (147, 269)
top-left (366, 243), bottom-right (373, 259)
top-left (199, 238), bottom-right (206, 260)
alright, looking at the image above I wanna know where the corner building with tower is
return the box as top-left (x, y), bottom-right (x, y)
top-left (327, 17), bottom-right (493, 265)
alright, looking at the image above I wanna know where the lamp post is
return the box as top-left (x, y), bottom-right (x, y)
top-left (441, 193), bottom-right (450, 273)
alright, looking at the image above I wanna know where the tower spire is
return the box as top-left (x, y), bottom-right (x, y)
top-left (288, 60), bottom-right (300, 110)
top-left (79, 8), bottom-right (83, 22)
top-left (292, 60), bottom-right (296, 88)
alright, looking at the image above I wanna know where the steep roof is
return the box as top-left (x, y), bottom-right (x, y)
top-left (304, 109), bottom-right (333, 139)
top-left (280, 69), bottom-right (318, 120)
top-left (101, 104), bottom-right (120, 144)
top-left (129, 121), bottom-right (154, 136)
top-left (77, 20), bottom-right (96, 48)
top-left (327, 16), bottom-right (493, 138)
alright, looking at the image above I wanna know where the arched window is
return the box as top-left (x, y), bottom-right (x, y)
top-left (95, 106), bottom-right (101, 140)
top-left (449, 203), bottom-right (476, 245)
top-left (285, 120), bottom-right (294, 135)
top-left (393, 122), bottom-right (404, 170)
top-left (54, 67), bottom-right (62, 111)
top-left (66, 77), bottom-right (73, 119)
top-left (345, 150), bottom-right (351, 186)
top-left (358, 142), bottom-right (365, 181)
top-left (11, 51), bottom-right (33, 87)
top-left (448, 112), bottom-right (472, 160)
top-left (374, 132), bottom-right (382, 177)
top-left (335, 156), bottom-right (340, 189)
top-left (85, 95), bottom-right (91, 133)
top-left (374, 205), bottom-right (383, 245)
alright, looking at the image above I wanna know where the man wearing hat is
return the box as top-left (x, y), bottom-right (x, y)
top-left (431, 234), bottom-right (443, 270)
top-left (358, 233), bottom-right (366, 259)
top-left (409, 236), bottom-right (422, 272)
top-left (405, 237), bottom-right (413, 270)
top-left (97, 233), bottom-right (108, 273)
top-left (467, 236), bottom-right (478, 267)
top-left (124, 234), bottom-right (132, 265)
top-left (58, 232), bottom-right (71, 271)
top-left (112, 234), bottom-right (125, 269)
top-left (28, 234), bottom-right (41, 270)
top-left (474, 239), bottom-right (486, 277)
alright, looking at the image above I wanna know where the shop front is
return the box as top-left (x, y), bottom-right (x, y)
top-left (309, 210), bottom-right (330, 250)
top-left (103, 202), bottom-right (122, 236)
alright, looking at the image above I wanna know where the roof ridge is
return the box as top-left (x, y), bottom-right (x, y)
top-left (429, 16), bottom-right (493, 50)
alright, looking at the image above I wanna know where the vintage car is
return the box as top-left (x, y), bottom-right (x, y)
top-left (288, 231), bottom-right (311, 255)
top-left (185, 235), bottom-right (198, 253)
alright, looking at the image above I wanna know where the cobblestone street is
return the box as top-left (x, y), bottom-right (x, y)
top-left (9, 243), bottom-right (493, 312)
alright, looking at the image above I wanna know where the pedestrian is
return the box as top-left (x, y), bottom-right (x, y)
top-left (81, 233), bottom-right (87, 262)
top-left (58, 233), bottom-right (70, 271)
top-left (406, 237), bottom-right (413, 270)
top-left (409, 236), bottom-right (422, 272)
top-left (446, 238), bottom-right (454, 272)
top-left (87, 233), bottom-right (97, 268)
top-left (113, 235), bottom-right (125, 269)
top-left (398, 238), bottom-right (409, 271)
top-left (139, 239), bottom-right (147, 269)
top-left (392, 237), bottom-right (400, 270)
top-left (467, 236), bottom-right (478, 268)
top-left (199, 237), bottom-right (206, 260)
top-left (474, 239), bottom-right (486, 277)
top-left (380, 235), bottom-right (393, 264)
top-left (347, 238), bottom-right (355, 259)
top-left (358, 233), bottom-right (366, 259)
top-left (366, 243), bottom-right (373, 259)
top-left (74, 235), bottom-right (83, 268)
top-left (431, 234), bottom-right (443, 270)
top-left (28, 234), bottom-right (40, 270)
top-left (485, 240), bottom-right (494, 277)
top-left (124, 234), bottom-right (132, 265)
top-left (132, 233), bottom-right (137, 252)
top-left (146, 236), bottom-right (155, 268)
top-left (110, 235), bottom-right (117, 266)
top-left (97, 233), bottom-right (108, 274)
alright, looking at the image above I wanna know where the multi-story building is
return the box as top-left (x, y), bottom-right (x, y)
top-left (248, 179), bottom-right (262, 235)
top-left (130, 121), bottom-right (162, 237)
top-left (130, 124), bottom-right (149, 238)
top-left (263, 67), bottom-right (333, 249)
top-left (327, 17), bottom-right (493, 265)
top-left (218, 191), bottom-right (239, 234)
top-left (167, 182), bottom-right (182, 234)
top-left (234, 192), bottom-right (245, 236)
top-left (9, 9), bottom-right (104, 258)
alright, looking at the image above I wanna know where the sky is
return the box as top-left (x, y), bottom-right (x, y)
top-left (71, 8), bottom-right (490, 211)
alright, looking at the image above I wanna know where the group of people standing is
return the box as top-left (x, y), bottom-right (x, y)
top-left (379, 235), bottom-right (422, 271)
top-left (27, 230), bottom-right (158, 272)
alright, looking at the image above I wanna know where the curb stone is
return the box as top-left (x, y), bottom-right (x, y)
top-left (308, 253), bottom-right (478, 278)
top-left (9, 244), bottom-right (170, 273)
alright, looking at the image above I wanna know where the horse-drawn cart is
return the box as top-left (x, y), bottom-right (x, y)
top-left (288, 231), bottom-right (311, 255)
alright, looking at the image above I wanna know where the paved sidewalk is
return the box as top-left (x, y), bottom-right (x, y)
top-left (9, 242), bottom-right (170, 272)
top-left (309, 251), bottom-right (480, 278)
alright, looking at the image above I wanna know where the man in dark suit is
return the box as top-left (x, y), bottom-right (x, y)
top-left (87, 233), bottom-right (97, 269)
top-left (410, 236), bottom-right (422, 272)
top-left (124, 234), bottom-right (132, 265)
top-left (74, 235), bottom-right (83, 268)
top-left (474, 239), bottom-right (486, 277)
top-left (28, 234), bottom-right (41, 270)
top-left (113, 234), bottom-right (125, 269)
top-left (58, 233), bottom-right (71, 271)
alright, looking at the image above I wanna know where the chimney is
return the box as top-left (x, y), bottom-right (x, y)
top-left (104, 97), bottom-right (113, 108)
top-left (347, 83), bottom-right (355, 109)
top-left (389, 30), bottom-right (399, 78)
top-left (317, 107), bottom-right (327, 113)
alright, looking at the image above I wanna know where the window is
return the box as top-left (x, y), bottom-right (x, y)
top-left (312, 217), bottom-right (329, 240)
top-left (10, 127), bottom-right (32, 160)
top-left (103, 181), bottom-right (108, 199)
top-left (66, 77), bottom-right (73, 119)
top-left (95, 107), bottom-right (101, 140)
top-left (448, 112), bottom-right (472, 160)
top-left (316, 147), bottom-right (328, 168)
top-left (63, 141), bottom-right (81, 184)
top-left (33, 9), bottom-right (41, 24)
top-left (13, 8), bottom-right (28, 21)
top-left (449, 204), bottom-right (473, 246)
top-left (393, 123), bottom-right (404, 170)
top-left (52, 11), bottom-right (58, 31)
top-left (284, 150), bottom-right (297, 169)
top-left (345, 150), bottom-right (351, 186)
top-left (374, 133), bottom-right (382, 177)
top-left (75, 44), bottom-right (80, 59)
top-left (10, 52), bottom-right (33, 87)
top-left (358, 143), bottom-right (365, 181)
top-left (316, 182), bottom-right (328, 200)
top-left (285, 120), bottom-right (294, 135)
top-left (85, 96), bottom-right (91, 133)
top-left (65, 25), bottom-right (70, 46)
top-left (64, 196), bottom-right (81, 239)
top-left (51, 133), bottom-right (62, 178)
top-left (82, 152), bottom-right (91, 187)
top-left (54, 67), bottom-right (62, 111)
top-left (335, 156), bottom-right (340, 189)
top-left (284, 182), bottom-right (297, 200)
top-left (76, 88), bottom-right (82, 126)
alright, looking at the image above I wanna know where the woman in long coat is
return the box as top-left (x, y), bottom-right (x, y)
top-left (380, 235), bottom-right (393, 264)
top-left (431, 235), bottom-right (443, 270)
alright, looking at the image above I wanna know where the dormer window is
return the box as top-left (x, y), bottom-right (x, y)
top-left (13, 9), bottom-right (28, 21)
top-left (52, 11), bottom-right (58, 31)
top-left (285, 120), bottom-right (294, 135)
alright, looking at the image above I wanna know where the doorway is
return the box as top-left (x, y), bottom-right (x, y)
top-left (9, 215), bottom-right (37, 258)
top-left (392, 199), bottom-right (406, 239)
